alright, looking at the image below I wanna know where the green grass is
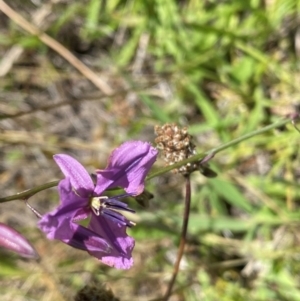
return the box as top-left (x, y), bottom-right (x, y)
top-left (1, 0), bottom-right (300, 300)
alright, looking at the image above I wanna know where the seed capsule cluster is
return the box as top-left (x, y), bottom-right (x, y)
top-left (154, 123), bottom-right (198, 175)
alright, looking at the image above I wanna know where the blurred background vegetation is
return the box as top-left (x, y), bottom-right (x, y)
top-left (1, 0), bottom-right (300, 300)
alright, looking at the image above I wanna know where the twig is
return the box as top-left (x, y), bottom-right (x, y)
top-left (0, 0), bottom-right (59, 76)
top-left (132, 33), bottom-right (149, 75)
top-left (0, 0), bottom-right (113, 95)
top-left (0, 130), bottom-right (109, 151)
top-left (0, 89), bottom-right (129, 120)
top-left (163, 175), bottom-right (191, 300)
top-left (0, 180), bottom-right (59, 203)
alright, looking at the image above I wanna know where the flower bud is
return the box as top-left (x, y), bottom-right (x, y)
top-left (0, 223), bottom-right (39, 259)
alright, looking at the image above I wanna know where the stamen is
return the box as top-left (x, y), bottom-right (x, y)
top-left (105, 198), bottom-right (135, 213)
top-left (102, 208), bottom-right (134, 227)
top-left (90, 196), bottom-right (108, 216)
top-left (90, 194), bottom-right (135, 226)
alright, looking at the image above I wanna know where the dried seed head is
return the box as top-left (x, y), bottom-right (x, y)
top-left (154, 123), bottom-right (198, 175)
top-left (74, 284), bottom-right (120, 301)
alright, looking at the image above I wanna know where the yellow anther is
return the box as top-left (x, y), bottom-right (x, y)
top-left (90, 196), bottom-right (108, 216)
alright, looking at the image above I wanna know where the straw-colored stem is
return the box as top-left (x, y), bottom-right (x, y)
top-left (163, 175), bottom-right (191, 300)
top-left (0, 0), bottom-right (113, 95)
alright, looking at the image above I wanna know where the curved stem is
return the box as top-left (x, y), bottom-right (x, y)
top-left (0, 117), bottom-right (292, 204)
top-left (0, 180), bottom-right (59, 203)
top-left (163, 175), bottom-right (191, 300)
top-left (147, 117), bottom-right (291, 180)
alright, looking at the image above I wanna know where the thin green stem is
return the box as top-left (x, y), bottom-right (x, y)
top-left (147, 117), bottom-right (291, 180)
top-left (208, 118), bottom-right (290, 154)
top-left (0, 180), bottom-right (59, 203)
top-left (0, 117), bottom-right (292, 203)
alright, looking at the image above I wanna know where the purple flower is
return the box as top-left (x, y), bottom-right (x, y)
top-left (0, 223), bottom-right (38, 259)
top-left (38, 141), bottom-right (157, 269)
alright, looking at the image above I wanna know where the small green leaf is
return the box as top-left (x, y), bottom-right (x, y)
top-left (209, 178), bottom-right (253, 212)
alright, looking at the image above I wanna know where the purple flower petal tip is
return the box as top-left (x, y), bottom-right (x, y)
top-left (88, 216), bottom-right (135, 269)
top-left (53, 154), bottom-right (94, 196)
top-left (0, 223), bottom-right (39, 259)
top-left (96, 141), bottom-right (158, 195)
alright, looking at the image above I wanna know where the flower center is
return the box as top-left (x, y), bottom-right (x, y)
top-left (90, 194), bottom-right (135, 227)
top-left (90, 196), bottom-right (108, 216)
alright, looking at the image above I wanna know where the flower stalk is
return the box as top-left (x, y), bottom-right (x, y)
top-left (163, 175), bottom-right (191, 300)
top-left (0, 180), bottom-right (59, 203)
top-left (0, 117), bottom-right (293, 204)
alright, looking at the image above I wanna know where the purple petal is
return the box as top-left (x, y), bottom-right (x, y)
top-left (0, 223), bottom-right (39, 259)
top-left (88, 215), bottom-right (134, 269)
top-left (39, 217), bottom-right (111, 254)
top-left (54, 154), bottom-right (94, 197)
top-left (39, 180), bottom-right (112, 255)
top-left (58, 178), bottom-right (90, 209)
top-left (95, 141), bottom-right (158, 195)
top-left (38, 179), bottom-right (90, 239)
